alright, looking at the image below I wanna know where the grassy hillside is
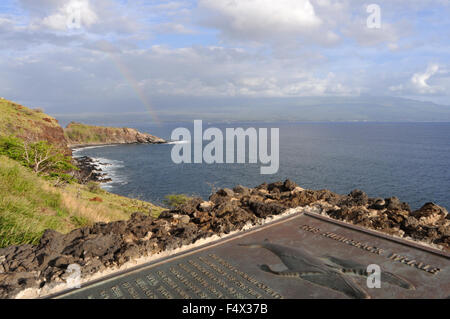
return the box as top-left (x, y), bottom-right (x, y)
top-left (64, 122), bottom-right (119, 144)
top-left (0, 98), bottom-right (69, 153)
top-left (64, 122), bottom-right (165, 146)
top-left (0, 98), bottom-right (166, 248)
top-left (0, 155), bottom-right (164, 248)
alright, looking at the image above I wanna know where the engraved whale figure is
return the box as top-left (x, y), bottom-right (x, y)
top-left (240, 241), bottom-right (414, 299)
top-left (321, 255), bottom-right (415, 290)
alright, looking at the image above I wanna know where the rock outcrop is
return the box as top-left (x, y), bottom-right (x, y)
top-left (65, 122), bottom-right (166, 147)
top-left (0, 180), bottom-right (448, 298)
top-left (72, 156), bottom-right (112, 184)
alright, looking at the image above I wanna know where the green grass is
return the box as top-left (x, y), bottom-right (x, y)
top-left (0, 156), bottom-right (165, 248)
top-left (0, 98), bottom-right (60, 136)
top-left (64, 122), bottom-right (126, 145)
top-left (0, 98), bottom-right (69, 155)
top-left (0, 156), bottom-right (71, 247)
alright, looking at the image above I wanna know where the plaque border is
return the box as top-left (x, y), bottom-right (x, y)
top-left (48, 210), bottom-right (449, 299)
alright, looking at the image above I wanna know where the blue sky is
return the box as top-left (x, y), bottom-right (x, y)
top-left (0, 0), bottom-right (449, 117)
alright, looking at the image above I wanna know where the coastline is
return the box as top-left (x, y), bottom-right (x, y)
top-left (71, 141), bottom-right (167, 185)
top-left (69, 140), bottom-right (167, 150)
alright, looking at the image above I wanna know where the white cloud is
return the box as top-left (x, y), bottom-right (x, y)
top-left (387, 64), bottom-right (450, 98)
top-left (0, 43), bottom-right (359, 113)
top-left (155, 22), bottom-right (195, 34)
top-left (40, 0), bottom-right (97, 30)
top-left (2, 0), bottom-right (450, 110)
top-left (411, 64), bottom-right (439, 93)
top-left (342, 20), bottom-right (410, 48)
top-left (198, 0), bottom-right (322, 41)
top-left (197, 0), bottom-right (416, 48)
top-left (18, 0), bottom-right (142, 35)
top-left (25, 0), bottom-right (98, 31)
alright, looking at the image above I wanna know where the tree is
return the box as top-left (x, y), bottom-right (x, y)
top-left (163, 194), bottom-right (191, 209)
top-left (0, 136), bottom-right (76, 178)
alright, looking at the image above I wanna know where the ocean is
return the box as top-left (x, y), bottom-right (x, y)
top-left (73, 122), bottom-right (450, 210)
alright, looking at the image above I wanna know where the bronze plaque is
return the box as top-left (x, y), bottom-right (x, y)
top-left (54, 213), bottom-right (450, 299)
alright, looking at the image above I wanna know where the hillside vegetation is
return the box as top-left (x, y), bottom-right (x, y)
top-left (0, 98), bottom-right (165, 248)
top-left (64, 122), bottom-right (165, 146)
top-left (0, 98), bottom-right (69, 154)
top-left (0, 156), bottom-right (164, 248)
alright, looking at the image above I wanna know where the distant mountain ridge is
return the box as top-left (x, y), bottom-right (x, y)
top-left (51, 96), bottom-right (450, 124)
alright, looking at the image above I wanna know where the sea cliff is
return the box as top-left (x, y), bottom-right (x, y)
top-left (0, 99), bottom-right (166, 153)
top-left (65, 122), bottom-right (166, 148)
top-left (0, 99), bottom-right (70, 155)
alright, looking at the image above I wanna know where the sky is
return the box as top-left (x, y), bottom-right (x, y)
top-left (0, 0), bottom-right (449, 120)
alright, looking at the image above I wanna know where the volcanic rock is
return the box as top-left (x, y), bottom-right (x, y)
top-left (0, 179), bottom-right (448, 299)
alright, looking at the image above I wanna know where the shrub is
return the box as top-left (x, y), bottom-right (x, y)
top-left (87, 181), bottom-right (102, 194)
top-left (0, 136), bottom-right (24, 161)
top-left (163, 194), bottom-right (191, 209)
top-left (0, 136), bottom-right (76, 180)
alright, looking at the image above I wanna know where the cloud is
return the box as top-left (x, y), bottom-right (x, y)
top-left (411, 64), bottom-right (440, 93)
top-left (2, 0), bottom-right (450, 111)
top-left (196, 0), bottom-right (419, 49)
top-left (17, 0), bottom-right (143, 35)
top-left (37, 0), bottom-right (98, 31)
top-left (0, 42), bottom-right (359, 115)
top-left (342, 19), bottom-right (410, 48)
top-left (198, 0), bottom-right (323, 42)
top-left (154, 22), bottom-right (195, 35)
top-left (387, 63), bottom-right (449, 100)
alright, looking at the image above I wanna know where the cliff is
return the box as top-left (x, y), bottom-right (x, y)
top-left (0, 98), bottom-right (166, 153)
top-left (64, 122), bottom-right (166, 147)
top-left (0, 98), bottom-right (70, 154)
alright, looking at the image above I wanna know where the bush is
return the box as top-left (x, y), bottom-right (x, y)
top-left (0, 135), bottom-right (76, 181)
top-left (0, 136), bottom-right (24, 161)
top-left (163, 194), bottom-right (191, 209)
top-left (87, 181), bottom-right (102, 194)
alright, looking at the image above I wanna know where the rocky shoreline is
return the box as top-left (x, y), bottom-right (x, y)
top-left (0, 180), bottom-right (448, 299)
top-left (72, 156), bottom-right (113, 184)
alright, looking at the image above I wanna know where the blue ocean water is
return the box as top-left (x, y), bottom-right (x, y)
top-left (73, 122), bottom-right (450, 210)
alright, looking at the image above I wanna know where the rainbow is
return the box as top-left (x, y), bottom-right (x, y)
top-left (100, 41), bottom-right (161, 125)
